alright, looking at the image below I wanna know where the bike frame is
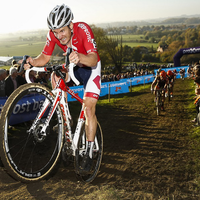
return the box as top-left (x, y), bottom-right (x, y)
top-left (25, 67), bottom-right (99, 156)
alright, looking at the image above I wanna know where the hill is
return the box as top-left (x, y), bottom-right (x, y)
top-left (0, 78), bottom-right (200, 199)
top-left (96, 14), bottom-right (200, 28)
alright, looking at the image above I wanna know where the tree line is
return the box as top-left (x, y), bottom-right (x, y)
top-left (52, 24), bottom-right (200, 73)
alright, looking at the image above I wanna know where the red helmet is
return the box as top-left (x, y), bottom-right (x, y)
top-left (160, 70), bottom-right (166, 78)
top-left (167, 70), bottom-right (173, 76)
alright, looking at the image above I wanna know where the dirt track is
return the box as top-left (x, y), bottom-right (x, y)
top-left (0, 78), bottom-right (200, 199)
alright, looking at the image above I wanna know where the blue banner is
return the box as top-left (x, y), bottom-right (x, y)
top-left (0, 66), bottom-right (189, 125)
top-left (0, 94), bottom-right (47, 125)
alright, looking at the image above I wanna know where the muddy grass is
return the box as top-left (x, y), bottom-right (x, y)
top-left (0, 78), bottom-right (200, 199)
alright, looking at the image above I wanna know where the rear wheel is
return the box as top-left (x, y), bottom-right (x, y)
top-left (0, 83), bottom-right (64, 182)
top-left (75, 121), bottom-right (103, 183)
top-left (167, 85), bottom-right (171, 101)
top-left (156, 91), bottom-right (161, 116)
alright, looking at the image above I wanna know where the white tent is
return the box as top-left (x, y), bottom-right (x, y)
top-left (0, 56), bottom-right (13, 62)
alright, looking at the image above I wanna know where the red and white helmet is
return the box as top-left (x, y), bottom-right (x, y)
top-left (167, 70), bottom-right (173, 76)
top-left (47, 4), bottom-right (74, 30)
top-left (160, 70), bottom-right (166, 78)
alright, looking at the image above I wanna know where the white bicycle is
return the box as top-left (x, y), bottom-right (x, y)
top-left (0, 48), bottom-right (103, 183)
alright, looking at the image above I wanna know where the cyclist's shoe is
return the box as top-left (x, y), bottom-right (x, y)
top-left (154, 97), bottom-right (157, 102)
top-left (165, 93), bottom-right (168, 98)
top-left (53, 124), bottom-right (58, 132)
top-left (191, 118), bottom-right (197, 123)
top-left (79, 152), bottom-right (93, 175)
top-left (192, 123), bottom-right (199, 127)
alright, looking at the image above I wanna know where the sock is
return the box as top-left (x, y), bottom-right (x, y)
top-left (86, 140), bottom-right (94, 159)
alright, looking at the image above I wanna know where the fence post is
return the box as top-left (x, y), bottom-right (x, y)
top-left (108, 84), bottom-right (110, 102)
top-left (130, 79), bottom-right (132, 92)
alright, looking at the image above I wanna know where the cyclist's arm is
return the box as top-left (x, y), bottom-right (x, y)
top-left (27, 53), bottom-right (51, 67)
top-left (164, 80), bottom-right (169, 89)
top-left (151, 78), bottom-right (157, 88)
top-left (69, 51), bottom-right (98, 67)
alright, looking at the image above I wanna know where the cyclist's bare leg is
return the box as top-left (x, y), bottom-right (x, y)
top-left (162, 90), bottom-right (165, 101)
top-left (79, 96), bottom-right (98, 172)
top-left (83, 96), bottom-right (98, 142)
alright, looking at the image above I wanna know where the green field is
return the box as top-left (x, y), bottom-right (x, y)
top-left (110, 34), bottom-right (159, 48)
top-left (0, 34), bottom-right (159, 57)
top-left (0, 39), bottom-right (44, 57)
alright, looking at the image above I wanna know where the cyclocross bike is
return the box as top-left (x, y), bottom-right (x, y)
top-left (166, 83), bottom-right (171, 102)
top-left (0, 48), bottom-right (103, 183)
top-left (155, 89), bottom-right (163, 116)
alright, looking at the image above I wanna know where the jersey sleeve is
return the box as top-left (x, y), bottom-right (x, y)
top-left (77, 23), bottom-right (98, 54)
top-left (42, 31), bottom-right (56, 56)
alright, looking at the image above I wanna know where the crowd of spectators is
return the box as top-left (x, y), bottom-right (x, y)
top-left (0, 60), bottom-right (51, 98)
top-left (0, 61), bottom-right (177, 97)
top-left (102, 68), bottom-right (155, 82)
top-left (190, 63), bottom-right (200, 126)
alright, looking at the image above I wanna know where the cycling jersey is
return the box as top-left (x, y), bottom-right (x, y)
top-left (167, 74), bottom-right (174, 83)
top-left (42, 22), bottom-right (101, 98)
top-left (155, 76), bottom-right (168, 89)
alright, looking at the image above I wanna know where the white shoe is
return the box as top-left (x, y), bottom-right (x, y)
top-left (53, 124), bottom-right (58, 132)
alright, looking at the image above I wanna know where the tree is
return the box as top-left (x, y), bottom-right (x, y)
top-left (132, 47), bottom-right (142, 62)
top-left (104, 35), bottom-right (123, 73)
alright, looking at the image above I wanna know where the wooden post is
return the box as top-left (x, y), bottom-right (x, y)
top-left (108, 84), bottom-right (110, 102)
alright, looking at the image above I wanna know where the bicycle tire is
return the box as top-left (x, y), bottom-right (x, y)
top-left (75, 121), bottom-right (103, 183)
top-left (156, 91), bottom-right (161, 116)
top-left (167, 85), bottom-right (171, 102)
top-left (0, 83), bottom-right (64, 182)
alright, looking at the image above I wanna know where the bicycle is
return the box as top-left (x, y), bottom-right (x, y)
top-left (166, 83), bottom-right (171, 102)
top-left (154, 89), bottom-right (163, 116)
top-left (0, 48), bottom-right (103, 183)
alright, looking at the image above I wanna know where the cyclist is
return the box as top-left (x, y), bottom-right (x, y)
top-left (166, 70), bottom-right (175, 98)
top-left (179, 68), bottom-right (185, 80)
top-left (151, 70), bottom-right (168, 110)
top-left (173, 69), bottom-right (177, 80)
top-left (23, 4), bottom-right (101, 174)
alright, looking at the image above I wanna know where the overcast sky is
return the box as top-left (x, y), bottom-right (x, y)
top-left (1, 0), bottom-right (200, 34)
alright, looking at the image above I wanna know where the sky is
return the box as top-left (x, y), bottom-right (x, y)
top-left (1, 0), bottom-right (200, 34)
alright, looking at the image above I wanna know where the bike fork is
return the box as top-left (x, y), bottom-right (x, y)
top-left (28, 91), bottom-right (61, 135)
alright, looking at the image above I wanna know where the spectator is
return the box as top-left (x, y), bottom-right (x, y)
top-left (191, 65), bottom-right (200, 125)
top-left (12, 59), bottom-right (17, 66)
top-left (5, 67), bottom-right (19, 97)
top-left (29, 70), bottom-right (36, 83)
top-left (35, 72), bottom-right (48, 86)
top-left (0, 69), bottom-right (7, 97)
top-left (14, 64), bottom-right (27, 86)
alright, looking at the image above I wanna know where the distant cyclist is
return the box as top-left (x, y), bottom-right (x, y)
top-left (167, 70), bottom-right (175, 98)
top-left (151, 70), bottom-right (168, 110)
top-left (173, 69), bottom-right (177, 79)
top-left (179, 68), bottom-right (185, 80)
top-left (22, 4), bottom-right (101, 174)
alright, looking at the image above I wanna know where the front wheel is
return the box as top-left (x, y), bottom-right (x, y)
top-left (75, 121), bottom-right (103, 183)
top-left (0, 83), bottom-right (64, 182)
top-left (156, 92), bottom-right (161, 116)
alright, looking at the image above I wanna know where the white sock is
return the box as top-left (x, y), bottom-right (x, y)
top-left (86, 141), bottom-right (94, 159)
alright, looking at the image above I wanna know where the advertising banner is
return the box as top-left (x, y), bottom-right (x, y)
top-left (0, 66), bottom-right (189, 124)
top-left (0, 94), bottom-right (46, 125)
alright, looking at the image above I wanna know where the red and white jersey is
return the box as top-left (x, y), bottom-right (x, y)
top-left (42, 22), bottom-right (100, 63)
top-left (42, 22), bottom-right (101, 98)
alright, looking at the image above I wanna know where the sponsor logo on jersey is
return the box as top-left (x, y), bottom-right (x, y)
top-left (78, 23), bottom-right (92, 43)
